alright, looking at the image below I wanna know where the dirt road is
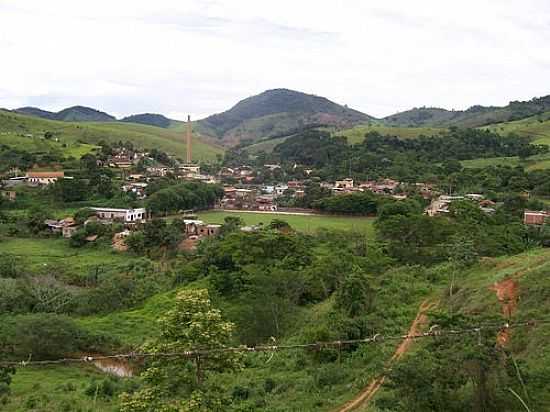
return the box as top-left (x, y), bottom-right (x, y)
top-left (335, 300), bottom-right (435, 412)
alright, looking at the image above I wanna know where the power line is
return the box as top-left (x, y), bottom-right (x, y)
top-left (2, 319), bottom-right (548, 368)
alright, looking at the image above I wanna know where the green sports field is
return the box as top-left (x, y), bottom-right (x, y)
top-left (197, 210), bottom-right (375, 236)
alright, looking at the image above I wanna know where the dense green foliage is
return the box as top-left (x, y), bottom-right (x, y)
top-left (120, 113), bottom-right (171, 128)
top-left (271, 128), bottom-right (547, 181)
top-left (146, 182), bottom-right (223, 215)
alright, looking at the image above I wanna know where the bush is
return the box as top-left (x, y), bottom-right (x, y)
top-left (0, 313), bottom-right (103, 360)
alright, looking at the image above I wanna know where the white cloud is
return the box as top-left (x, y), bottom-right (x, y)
top-left (1, 0), bottom-right (549, 119)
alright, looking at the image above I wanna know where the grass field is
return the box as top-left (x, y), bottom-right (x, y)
top-left (482, 111), bottom-right (550, 146)
top-left (4, 364), bottom-right (118, 412)
top-left (335, 124), bottom-right (444, 144)
top-left (245, 135), bottom-right (292, 154)
top-left (461, 152), bottom-right (550, 171)
top-left (197, 210), bottom-right (375, 235)
top-left (0, 110), bottom-right (223, 161)
top-left (0, 130), bottom-right (99, 159)
top-left (0, 237), bottom-right (134, 272)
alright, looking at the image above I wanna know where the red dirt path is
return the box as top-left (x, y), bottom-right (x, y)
top-left (335, 300), bottom-right (435, 412)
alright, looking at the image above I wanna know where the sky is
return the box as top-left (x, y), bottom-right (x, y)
top-left (1, 0), bottom-right (550, 120)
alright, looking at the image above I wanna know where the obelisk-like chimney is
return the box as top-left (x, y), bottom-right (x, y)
top-left (186, 115), bottom-right (192, 164)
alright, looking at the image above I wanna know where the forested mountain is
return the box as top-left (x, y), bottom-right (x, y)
top-left (120, 113), bottom-right (171, 128)
top-left (384, 95), bottom-right (550, 128)
top-left (15, 105), bottom-right (116, 122)
top-left (198, 88), bottom-right (373, 145)
top-left (14, 107), bottom-right (57, 120)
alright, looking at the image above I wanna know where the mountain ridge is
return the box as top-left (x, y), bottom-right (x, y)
top-left (198, 88), bottom-right (373, 145)
top-left (383, 95), bottom-right (550, 128)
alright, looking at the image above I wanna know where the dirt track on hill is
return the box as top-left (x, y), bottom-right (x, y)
top-left (335, 300), bottom-right (435, 412)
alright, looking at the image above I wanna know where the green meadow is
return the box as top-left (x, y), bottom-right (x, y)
top-left (0, 237), bottom-right (134, 272)
top-left (197, 210), bottom-right (376, 236)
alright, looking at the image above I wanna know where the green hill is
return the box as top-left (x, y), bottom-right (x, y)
top-left (0, 110), bottom-right (223, 161)
top-left (15, 105), bottom-right (116, 122)
top-left (199, 89), bottom-right (373, 145)
top-left (384, 95), bottom-right (550, 128)
top-left (120, 113), bottom-right (171, 128)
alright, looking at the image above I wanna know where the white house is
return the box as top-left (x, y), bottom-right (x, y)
top-left (91, 207), bottom-right (146, 223)
top-left (26, 171), bottom-right (65, 185)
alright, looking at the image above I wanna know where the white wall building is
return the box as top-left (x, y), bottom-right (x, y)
top-left (91, 207), bottom-right (146, 223)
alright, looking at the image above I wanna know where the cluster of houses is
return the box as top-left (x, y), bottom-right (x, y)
top-left (43, 207), bottom-right (222, 252)
top-left (425, 194), bottom-right (497, 216)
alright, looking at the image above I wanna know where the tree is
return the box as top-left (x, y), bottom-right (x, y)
top-left (335, 266), bottom-right (375, 317)
top-left (120, 289), bottom-right (242, 411)
top-left (0, 365), bottom-right (15, 404)
top-left (26, 206), bottom-right (52, 234)
top-left (218, 216), bottom-right (243, 236)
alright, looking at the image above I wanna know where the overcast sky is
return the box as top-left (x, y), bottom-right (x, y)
top-left (1, 0), bottom-right (550, 120)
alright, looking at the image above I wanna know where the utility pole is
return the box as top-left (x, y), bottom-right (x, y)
top-left (186, 115), bottom-right (192, 164)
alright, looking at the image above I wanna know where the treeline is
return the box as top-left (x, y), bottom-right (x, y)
top-left (376, 197), bottom-right (550, 265)
top-left (146, 182), bottom-right (223, 215)
top-left (312, 191), bottom-right (380, 215)
top-left (267, 128), bottom-right (548, 181)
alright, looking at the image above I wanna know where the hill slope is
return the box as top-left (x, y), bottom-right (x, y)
top-left (199, 88), bottom-right (373, 145)
top-left (0, 110), bottom-right (223, 161)
top-left (15, 105), bottom-right (116, 122)
top-left (384, 95), bottom-right (550, 128)
top-left (120, 113), bottom-right (172, 128)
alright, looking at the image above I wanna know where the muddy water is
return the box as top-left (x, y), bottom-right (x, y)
top-left (92, 357), bottom-right (134, 377)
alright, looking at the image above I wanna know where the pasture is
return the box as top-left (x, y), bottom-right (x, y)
top-left (197, 210), bottom-right (375, 236)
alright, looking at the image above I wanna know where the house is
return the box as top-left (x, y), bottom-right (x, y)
top-left (44, 217), bottom-right (78, 237)
top-left (122, 182), bottom-right (148, 199)
top-left (3, 177), bottom-right (27, 188)
top-left (287, 180), bottom-right (303, 189)
top-left (182, 219), bottom-right (221, 237)
top-left (26, 171), bottom-right (64, 185)
top-left (0, 190), bottom-right (16, 201)
top-left (335, 178), bottom-right (354, 189)
top-left (146, 165), bottom-right (171, 177)
top-left (274, 185), bottom-right (288, 196)
top-left (261, 185), bottom-right (275, 194)
top-left (524, 210), bottom-right (550, 225)
top-left (91, 207), bottom-right (146, 223)
top-left (235, 166), bottom-right (254, 177)
top-left (109, 156), bottom-right (133, 169)
top-left (219, 167), bottom-right (235, 178)
top-left (425, 195), bottom-right (464, 216)
top-left (256, 196), bottom-right (278, 211)
top-left (179, 164), bottom-right (201, 176)
top-left (62, 224), bottom-right (79, 238)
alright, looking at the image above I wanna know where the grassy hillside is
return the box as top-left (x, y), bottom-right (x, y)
top-left (383, 95), bottom-right (550, 128)
top-left (482, 111), bottom-right (550, 145)
top-left (360, 248), bottom-right (550, 411)
top-left (0, 110), bottom-right (223, 161)
top-left (5, 239), bottom-right (550, 411)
